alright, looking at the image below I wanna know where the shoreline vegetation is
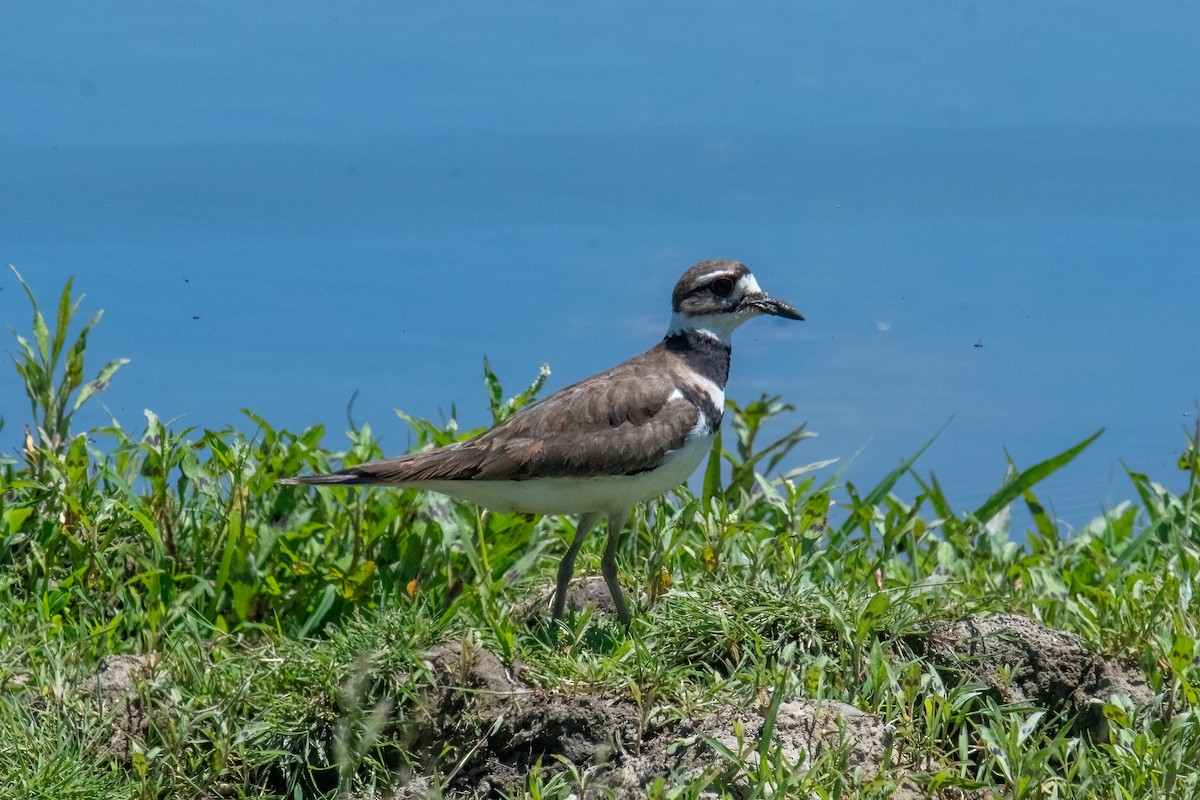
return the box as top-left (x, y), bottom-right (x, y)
top-left (2, 272), bottom-right (1197, 798)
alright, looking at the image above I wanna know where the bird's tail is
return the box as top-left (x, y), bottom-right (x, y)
top-left (278, 468), bottom-right (381, 486)
top-left (279, 445), bottom-right (485, 487)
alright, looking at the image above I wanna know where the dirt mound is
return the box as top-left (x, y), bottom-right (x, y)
top-left (78, 653), bottom-right (160, 760)
top-left (904, 613), bottom-right (1153, 739)
top-left (413, 641), bottom-right (915, 798)
top-left (657, 698), bottom-right (923, 799)
top-left (70, 612), bottom-right (1152, 797)
top-left (411, 614), bottom-right (1152, 796)
top-left (512, 575), bottom-right (622, 623)
top-left (414, 640), bottom-right (636, 796)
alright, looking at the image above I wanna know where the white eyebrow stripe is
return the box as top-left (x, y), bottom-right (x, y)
top-left (693, 269), bottom-right (737, 285)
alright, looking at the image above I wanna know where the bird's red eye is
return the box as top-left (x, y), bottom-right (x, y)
top-left (711, 278), bottom-right (734, 296)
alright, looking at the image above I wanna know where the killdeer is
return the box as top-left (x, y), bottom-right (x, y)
top-left (281, 260), bottom-right (802, 625)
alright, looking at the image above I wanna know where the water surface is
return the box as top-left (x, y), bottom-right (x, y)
top-left (2, 3), bottom-right (1198, 526)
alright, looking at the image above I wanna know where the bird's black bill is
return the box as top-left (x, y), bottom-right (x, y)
top-left (748, 295), bottom-right (804, 321)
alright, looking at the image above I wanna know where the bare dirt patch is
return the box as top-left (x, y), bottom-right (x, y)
top-left (78, 653), bottom-right (160, 760)
top-left (412, 641), bottom-right (916, 798)
top-left (406, 613), bottom-right (1152, 797)
top-left (904, 613), bottom-right (1153, 739)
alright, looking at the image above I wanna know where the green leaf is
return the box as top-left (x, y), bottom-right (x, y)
top-left (51, 277), bottom-right (77, 371)
top-left (483, 356), bottom-right (504, 423)
top-left (1021, 486), bottom-right (1057, 541)
top-left (213, 519), bottom-right (241, 616)
top-left (76, 307), bottom-right (104, 340)
top-left (914, 471), bottom-right (954, 520)
top-left (242, 408), bottom-right (276, 443)
top-left (73, 357), bottom-right (130, 410)
top-left (11, 265), bottom-right (38, 313)
top-left (298, 585), bottom-right (338, 637)
top-left (113, 500), bottom-right (162, 551)
top-left (32, 307), bottom-right (50, 365)
top-left (840, 424), bottom-right (946, 535)
top-left (484, 357), bottom-right (550, 425)
top-left (63, 332), bottom-right (87, 401)
top-left (858, 589), bottom-right (891, 638)
top-left (230, 577), bottom-right (256, 622)
top-left (973, 429), bottom-right (1103, 524)
top-left (3, 506), bottom-right (33, 535)
top-left (756, 671), bottom-right (788, 762)
top-left (1109, 533), bottom-right (1151, 582)
top-left (702, 425), bottom-right (723, 506)
top-left (1168, 633), bottom-right (1196, 676)
top-left (339, 560), bottom-right (377, 600)
top-left (204, 429), bottom-right (236, 470)
top-left (13, 333), bottom-right (38, 367)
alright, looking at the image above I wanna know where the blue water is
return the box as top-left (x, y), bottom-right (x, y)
top-left (3, 3), bottom-right (1198, 527)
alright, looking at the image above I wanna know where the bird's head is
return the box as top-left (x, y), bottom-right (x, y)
top-left (668, 259), bottom-right (803, 343)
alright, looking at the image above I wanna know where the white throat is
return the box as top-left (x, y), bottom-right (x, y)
top-left (666, 309), bottom-right (752, 345)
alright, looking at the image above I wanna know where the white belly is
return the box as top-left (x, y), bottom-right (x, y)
top-left (414, 431), bottom-right (714, 516)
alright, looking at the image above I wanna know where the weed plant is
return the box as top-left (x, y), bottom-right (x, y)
top-left (1, 273), bottom-right (1197, 798)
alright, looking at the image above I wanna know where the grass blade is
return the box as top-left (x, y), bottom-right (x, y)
top-left (839, 424), bottom-right (946, 535)
top-left (973, 429), bottom-right (1103, 524)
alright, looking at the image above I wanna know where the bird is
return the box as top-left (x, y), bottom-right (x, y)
top-left (280, 259), bottom-right (802, 625)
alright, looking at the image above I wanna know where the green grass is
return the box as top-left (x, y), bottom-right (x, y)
top-left (1, 272), bottom-right (1198, 799)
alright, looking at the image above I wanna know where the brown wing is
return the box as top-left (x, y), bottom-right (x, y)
top-left (281, 343), bottom-right (702, 486)
top-left (472, 354), bottom-right (701, 479)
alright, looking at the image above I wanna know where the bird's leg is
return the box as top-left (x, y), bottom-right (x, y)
top-left (552, 511), bottom-right (601, 622)
top-left (601, 509), bottom-right (633, 626)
